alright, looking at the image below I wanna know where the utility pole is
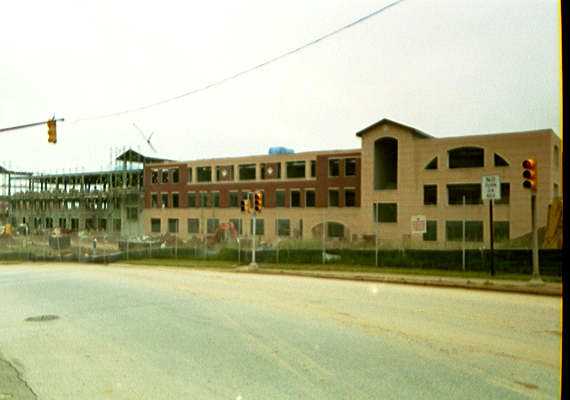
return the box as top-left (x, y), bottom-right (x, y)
top-left (250, 193), bottom-right (257, 268)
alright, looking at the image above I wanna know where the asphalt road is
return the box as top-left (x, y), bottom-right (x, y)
top-left (0, 263), bottom-right (561, 399)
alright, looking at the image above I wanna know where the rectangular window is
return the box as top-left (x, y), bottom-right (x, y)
top-left (465, 221), bottom-right (483, 242)
top-left (229, 218), bottom-right (242, 235)
top-left (310, 160), bottom-right (316, 177)
top-left (187, 167), bottom-right (193, 183)
top-left (250, 218), bottom-right (264, 235)
top-left (447, 184), bottom-right (482, 205)
top-left (187, 192), bottom-right (196, 208)
top-left (495, 183), bottom-right (510, 205)
top-left (151, 218), bottom-right (161, 233)
top-left (161, 193), bottom-right (169, 208)
top-left (127, 207), bottom-right (138, 220)
top-left (197, 166), bottom-right (212, 182)
top-left (493, 221), bottom-right (510, 242)
top-left (229, 191), bottom-right (239, 207)
top-left (207, 218), bottom-right (219, 234)
top-left (261, 163), bottom-right (281, 179)
top-left (276, 190), bottom-right (285, 207)
top-left (151, 193), bottom-right (158, 208)
top-left (445, 221), bottom-right (462, 241)
top-left (286, 161), bottom-right (306, 178)
top-left (113, 219), bottom-right (121, 232)
top-left (239, 164), bottom-right (256, 180)
top-left (423, 220), bottom-right (437, 241)
top-left (200, 192), bottom-right (208, 208)
top-left (344, 188), bottom-right (356, 207)
top-left (187, 218), bottom-right (200, 234)
top-left (168, 218), bottom-right (179, 234)
top-left (216, 166), bottom-right (234, 181)
top-left (276, 219), bottom-right (290, 236)
top-left (374, 203), bottom-right (397, 223)
top-left (171, 168), bottom-right (179, 183)
top-left (98, 218), bottom-right (107, 231)
top-left (291, 190), bottom-right (301, 207)
top-left (446, 220), bottom-right (483, 242)
top-left (424, 185), bottom-right (437, 205)
top-left (345, 158), bottom-right (357, 176)
top-left (329, 159), bottom-right (340, 177)
top-left (305, 190), bottom-right (316, 207)
top-left (212, 192), bottom-right (220, 208)
top-left (328, 189), bottom-right (339, 207)
top-left (172, 193), bottom-right (179, 208)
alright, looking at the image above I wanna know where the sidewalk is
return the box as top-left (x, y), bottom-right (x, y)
top-left (239, 268), bottom-right (562, 297)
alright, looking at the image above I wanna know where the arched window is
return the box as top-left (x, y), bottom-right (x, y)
top-left (374, 137), bottom-right (398, 189)
top-left (448, 147), bottom-right (484, 169)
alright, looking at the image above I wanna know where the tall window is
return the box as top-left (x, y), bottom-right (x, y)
top-left (374, 138), bottom-right (398, 189)
top-left (200, 192), bottom-right (208, 208)
top-left (291, 190), bottom-right (301, 207)
top-left (171, 168), bottom-right (180, 183)
top-left (161, 193), bottom-right (169, 208)
top-left (151, 193), bottom-right (158, 208)
top-left (328, 189), bottom-right (339, 207)
top-left (310, 160), bottom-right (316, 177)
top-left (276, 190), bottom-right (285, 207)
top-left (187, 167), bottom-right (193, 183)
top-left (423, 185), bottom-right (437, 205)
top-left (345, 158), bottom-right (357, 176)
top-left (172, 193), bottom-right (179, 208)
top-left (187, 192), bottom-right (196, 208)
top-left (229, 191), bottom-right (239, 207)
top-left (305, 190), bottom-right (316, 207)
top-left (151, 218), bottom-right (161, 233)
top-left (329, 159), bottom-right (340, 177)
top-left (344, 188), bottom-right (356, 207)
top-left (211, 192), bottom-right (220, 208)
top-left (423, 220), bottom-right (437, 241)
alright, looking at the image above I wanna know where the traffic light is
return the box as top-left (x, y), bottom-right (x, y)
top-left (254, 191), bottom-right (263, 212)
top-left (240, 199), bottom-right (249, 213)
top-left (522, 159), bottom-right (537, 191)
top-left (47, 119), bottom-right (57, 144)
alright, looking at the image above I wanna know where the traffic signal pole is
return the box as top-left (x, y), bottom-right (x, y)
top-left (530, 193), bottom-right (542, 283)
top-left (0, 118), bottom-right (64, 134)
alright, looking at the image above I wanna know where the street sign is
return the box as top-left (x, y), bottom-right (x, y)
top-left (481, 175), bottom-right (501, 200)
top-left (411, 215), bottom-right (427, 234)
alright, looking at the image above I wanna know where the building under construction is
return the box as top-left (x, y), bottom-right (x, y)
top-left (2, 150), bottom-right (168, 236)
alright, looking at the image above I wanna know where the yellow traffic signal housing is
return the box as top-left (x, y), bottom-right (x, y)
top-left (254, 191), bottom-right (263, 212)
top-left (240, 199), bottom-right (250, 213)
top-left (47, 119), bottom-right (57, 144)
top-left (522, 159), bottom-right (537, 191)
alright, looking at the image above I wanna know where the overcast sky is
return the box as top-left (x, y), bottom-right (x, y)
top-left (0, 0), bottom-right (561, 173)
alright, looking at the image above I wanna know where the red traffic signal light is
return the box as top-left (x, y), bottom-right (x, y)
top-left (254, 191), bottom-right (263, 212)
top-left (47, 119), bottom-right (57, 144)
top-left (522, 159), bottom-right (537, 191)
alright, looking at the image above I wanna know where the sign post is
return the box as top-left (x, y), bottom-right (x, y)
top-left (481, 176), bottom-right (501, 276)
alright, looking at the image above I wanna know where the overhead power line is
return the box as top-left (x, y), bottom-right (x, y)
top-left (73, 0), bottom-right (406, 123)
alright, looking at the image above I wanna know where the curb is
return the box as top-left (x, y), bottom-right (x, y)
top-left (234, 269), bottom-right (562, 297)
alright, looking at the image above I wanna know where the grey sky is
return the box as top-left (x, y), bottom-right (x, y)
top-left (0, 0), bottom-right (561, 172)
